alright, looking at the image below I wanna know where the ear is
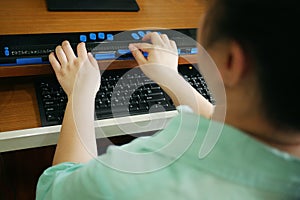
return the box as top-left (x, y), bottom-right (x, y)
top-left (218, 41), bottom-right (247, 87)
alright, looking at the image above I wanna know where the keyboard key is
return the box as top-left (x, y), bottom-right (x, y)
top-left (46, 114), bottom-right (57, 122)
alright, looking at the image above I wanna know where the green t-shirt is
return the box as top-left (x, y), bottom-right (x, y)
top-left (36, 110), bottom-right (300, 200)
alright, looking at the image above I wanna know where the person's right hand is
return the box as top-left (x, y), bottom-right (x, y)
top-left (49, 41), bottom-right (100, 100)
top-left (129, 32), bottom-right (179, 83)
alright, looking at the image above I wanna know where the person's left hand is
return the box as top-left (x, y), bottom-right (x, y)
top-left (49, 41), bottom-right (100, 99)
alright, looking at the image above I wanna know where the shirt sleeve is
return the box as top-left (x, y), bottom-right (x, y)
top-left (36, 160), bottom-right (115, 200)
top-left (36, 162), bottom-right (83, 199)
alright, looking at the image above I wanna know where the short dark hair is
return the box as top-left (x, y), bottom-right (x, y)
top-left (203, 0), bottom-right (300, 131)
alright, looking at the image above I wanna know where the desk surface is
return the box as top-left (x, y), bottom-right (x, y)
top-left (0, 0), bottom-right (206, 152)
top-left (0, 0), bottom-right (205, 35)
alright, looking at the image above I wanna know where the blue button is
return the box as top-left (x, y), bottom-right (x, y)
top-left (89, 33), bottom-right (96, 40)
top-left (191, 48), bottom-right (198, 54)
top-left (146, 31), bottom-right (151, 34)
top-left (177, 49), bottom-right (181, 55)
top-left (16, 57), bottom-right (43, 65)
top-left (4, 50), bottom-right (10, 56)
top-left (4, 47), bottom-right (9, 50)
top-left (117, 49), bottom-right (131, 55)
top-left (138, 31), bottom-right (145, 37)
top-left (143, 52), bottom-right (148, 57)
top-left (98, 32), bottom-right (105, 40)
top-left (131, 33), bottom-right (140, 40)
top-left (95, 53), bottom-right (115, 60)
top-left (80, 35), bottom-right (87, 42)
top-left (107, 34), bottom-right (114, 41)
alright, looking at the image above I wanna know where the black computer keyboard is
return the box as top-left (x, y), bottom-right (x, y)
top-left (35, 64), bottom-right (214, 127)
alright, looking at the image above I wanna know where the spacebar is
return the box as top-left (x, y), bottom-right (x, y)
top-left (95, 106), bottom-right (130, 116)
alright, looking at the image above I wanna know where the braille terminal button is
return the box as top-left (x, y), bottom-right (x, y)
top-left (131, 33), bottom-right (140, 40)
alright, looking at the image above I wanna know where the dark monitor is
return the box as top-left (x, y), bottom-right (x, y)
top-left (45, 0), bottom-right (140, 12)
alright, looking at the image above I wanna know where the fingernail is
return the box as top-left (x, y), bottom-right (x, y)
top-left (128, 44), bottom-right (137, 51)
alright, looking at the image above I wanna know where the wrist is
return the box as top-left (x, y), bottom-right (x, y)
top-left (67, 92), bottom-right (96, 105)
top-left (152, 68), bottom-right (181, 86)
top-left (158, 72), bottom-right (185, 88)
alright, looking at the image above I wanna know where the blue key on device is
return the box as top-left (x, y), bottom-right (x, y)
top-left (95, 53), bottom-right (115, 60)
top-left (118, 49), bottom-right (131, 55)
top-left (138, 31), bottom-right (145, 37)
top-left (89, 33), bottom-right (97, 40)
top-left (98, 32), bottom-right (105, 40)
top-left (16, 57), bottom-right (43, 65)
top-left (191, 48), bottom-right (198, 54)
top-left (107, 34), bottom-right (114, 41)
top-left (80, 35), bottom-right (87, 42)
top-left (4, 47), bottom-right (9, 56)
top-left (131, 33), bottom-right (140, 40)
top-left (143, 52), bottom-right (148, 57)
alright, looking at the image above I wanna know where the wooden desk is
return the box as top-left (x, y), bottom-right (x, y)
top-left (0, 0), bottom-right (206, 198)
top-left (0, 0), bottom-right (205, 35)
top-left (0, 0), bottom-right (205, 133)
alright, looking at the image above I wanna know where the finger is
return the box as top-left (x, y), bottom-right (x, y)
top-left (142, 32), bottom-right (164, 45)
top-left (62, 40), bottom-right (76, 61)
top-left (88, 53), bottom-right (98, 67)
top-left (129, 44), bottom-right (147, 65)
top-left (55, 45), bottom-right (68, 66)
top-left (77, 42), bottom-right (88, 59)
top-left (160, 34), bottom-right (170, 45)
top-left (129, 43), bottom-right (153, 52)
top-left (170, 40), bottom-right (178, 52)
top-left (49, 52), bottom-right (61, 74)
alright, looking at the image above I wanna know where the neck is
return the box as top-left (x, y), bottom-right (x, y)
top-left (226, 111), bottom-right (300, 158)
top-left (225, 82), bottom-right (300, 158)
top-left (248, 124), bottom-right (300, 158)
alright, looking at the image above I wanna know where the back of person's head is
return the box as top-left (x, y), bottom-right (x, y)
top-left (202, 0), bottom-right (300, 131)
